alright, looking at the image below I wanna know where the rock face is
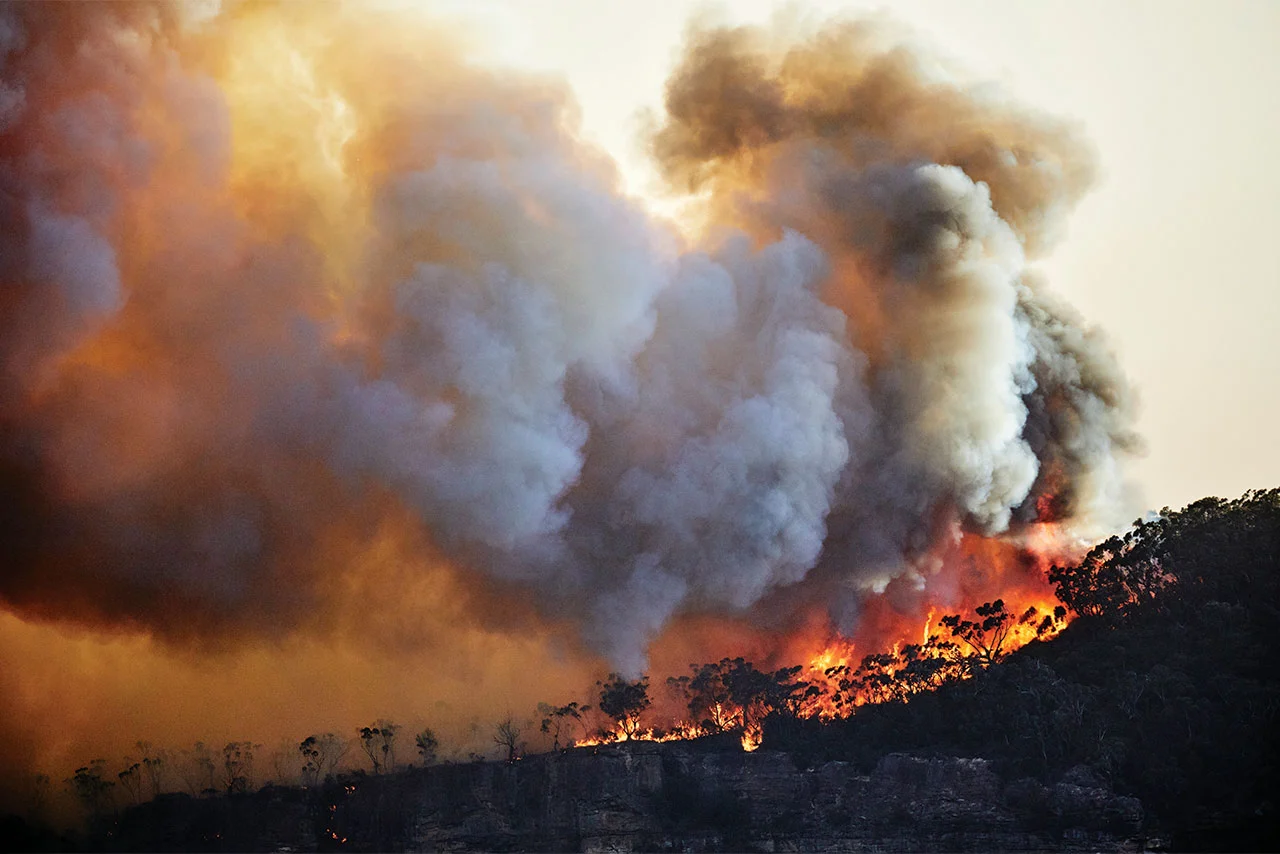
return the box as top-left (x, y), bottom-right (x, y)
top-left (400, 744), bottom-right (1142, 852)
top-left (104, 744), bottom-right (1146, 852)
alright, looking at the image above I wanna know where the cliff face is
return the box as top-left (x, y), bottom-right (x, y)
top-left (105, 744), bottom-right (1146, 852)
top-left (400, 744), bottom-right (1143, 852)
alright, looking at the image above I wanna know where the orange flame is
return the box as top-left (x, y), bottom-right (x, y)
top-left (573, 525), bottom-right (1077, 749)
top-left (572, 721), bottom-right (712, 749)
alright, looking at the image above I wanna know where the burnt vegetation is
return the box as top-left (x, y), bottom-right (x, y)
top-left (6, 489), bottom-right (1277, 851)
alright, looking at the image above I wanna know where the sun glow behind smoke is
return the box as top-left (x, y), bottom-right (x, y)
top-left (0, 1), bottom-right (1139, 803)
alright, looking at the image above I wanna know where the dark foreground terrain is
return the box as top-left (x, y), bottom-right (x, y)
top-left (56, 742), bottom-right (1145, 852)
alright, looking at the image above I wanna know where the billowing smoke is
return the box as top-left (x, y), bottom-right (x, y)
top-left (646, 19), bottom-right (1141, 628)
top-left (0, 0), bottom-right (1138, 704)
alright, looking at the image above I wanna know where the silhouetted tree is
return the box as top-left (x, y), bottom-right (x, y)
top-left (669, 657), bottom-right (815, 735)
top-left (1049, 489), bottom-right (1280, 623)
top-left (221, 741), bottom-right (257, 794)
top-left (538, 702), bottom-right (591, 749)
top-left (135, 741), bottom-right (167, 798)
top-left (493, 717), bottom-right (523, 763)
top-left (414, 729), bottom-right (439, 765)
top-left (668, 664), bottom-right (736, 732)
top-left (177, 742), bottom-right (217, 796)
top-left (299, 733), bottom-right (347, 785)
top-left (939, 599), bottom-right (1042, 670)
top-left (117, 761), bottom-right (143, 805)
top-left (725, 659), bottom-right (813, 722)
top-left (892, 639), bottom-right (965, 695)
top-left (1048, 534), bottom-right (1165, 620)
top-left (597, 673), bottom-right (651, 739)
top-left (357, 720), bottom-right (400, 774)
top-left (68, 760), bottom-right (113, 818)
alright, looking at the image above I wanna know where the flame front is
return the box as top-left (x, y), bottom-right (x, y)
top-left (569, 528), bottom-right (1074, 751)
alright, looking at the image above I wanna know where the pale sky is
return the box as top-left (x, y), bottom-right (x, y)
top-left (434, 0), bottom-right (1280, 514)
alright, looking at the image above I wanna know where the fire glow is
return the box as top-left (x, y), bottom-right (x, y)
top-left (570, 527), bottom-right (1071, 752)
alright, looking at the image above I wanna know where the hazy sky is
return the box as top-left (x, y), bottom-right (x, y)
top-left (436, 0), bottom-right (1280, 513)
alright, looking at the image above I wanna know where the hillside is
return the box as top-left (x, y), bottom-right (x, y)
top-left (7, 489), bottom-right (1278, 853)
top-left (768, 489), bottom-right (1280, 850)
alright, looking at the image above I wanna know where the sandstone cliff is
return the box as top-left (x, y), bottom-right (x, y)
top-left (104, 743), bottom-right (1148, 852)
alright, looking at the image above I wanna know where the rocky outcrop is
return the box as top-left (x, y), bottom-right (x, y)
top-left (102, 743), bottom-right (1147, 852)
top-left (399, 744), bottom-right (1143, 852)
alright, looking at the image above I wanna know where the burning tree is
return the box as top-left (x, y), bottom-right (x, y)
top-left (822, 637), bottom-right (965, 712)
top-left (727, 660), bottom-right (815, 721)
top-left (939, 599), bottom-right (1056, 671)
top-left (891, 641), bottom-right (967, 695)
top-left (1048, 492), bottom-right (1280, 627)
top-left (670, 658), bottom-right (816, 733)
top-left (811, 598), bottom-right (1068, 715)
top-left (939, 599), bottom-right (1017, 669)
top-left (1085, 490), bottom-right (1277, 617)
top-left (597, 674), bottom-right (652, 740)
top-left (668, 663), bottom-right (737, 733)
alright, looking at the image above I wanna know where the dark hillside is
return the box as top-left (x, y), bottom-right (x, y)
top-left (7, 490), bottom-right (1276, 852)
top-left (770, 489), bottom-right (1280, 850)
top-left (87, 746), bottom-right (1143, 852)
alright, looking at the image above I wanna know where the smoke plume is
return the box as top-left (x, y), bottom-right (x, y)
top-left (0, 1), bottom-right (1139, 792)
